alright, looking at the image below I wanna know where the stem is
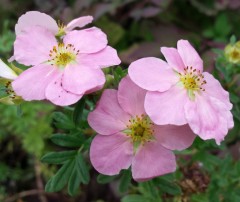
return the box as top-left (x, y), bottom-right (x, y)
top-left (4, 190), bottom-right (46, 202)
top-left (34, 158), bottom-right (48, 202)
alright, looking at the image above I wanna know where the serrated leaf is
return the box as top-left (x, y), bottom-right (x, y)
top-left (49, 159), bottom-right (75, 192)
top-left (72, 98), bottom-right (85, 125)
top-left (51, 133), bottom-right (83, 148)
top-left (119, 170), bottom-right (132, 193)
top-left (41, 150), bottom-right (77, 164)
top-left (97, 174), bottom-right (117, 184)
top-left (121, 195), bottom-right (148, 202)
top-left (76, 153), bottom-right (90, 184)
top-left (52, 112), bottom-right (75, 130)
top-left (68, 162), bottom-right (81, 196)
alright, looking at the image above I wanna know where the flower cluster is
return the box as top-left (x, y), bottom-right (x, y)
top-left (0, 11), bottom-right (234, 181)
top-left (11, 11), bottom-right (121, 106)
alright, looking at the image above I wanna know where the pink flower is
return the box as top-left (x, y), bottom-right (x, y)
top-left (12, 22), bottom-right (120, 106)
top-left (88, 76), bottom-right (195, 181)
top-left (15, 11), bottom-right (93, 36)
top-left (129, 40), bottom-right (234, 145)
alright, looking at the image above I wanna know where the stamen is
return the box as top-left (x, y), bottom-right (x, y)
top-left (179, 66), bottom-right (207, 99)
top-left (124, 114), bottom-right (154, 144)
top-left (48, 43), bottom-right (79, 68)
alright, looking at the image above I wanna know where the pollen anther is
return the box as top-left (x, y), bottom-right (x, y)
top-left (48, 43), bottom-right (79, 68)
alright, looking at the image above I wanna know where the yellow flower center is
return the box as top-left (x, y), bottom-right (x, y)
top-left (124, 114), bottom-right (154, 144)
top-left (48, 43), bottom-right (79, 68)
top-left (179, 66), bottom-right (206, 100)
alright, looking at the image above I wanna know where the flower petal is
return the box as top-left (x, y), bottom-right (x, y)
top-left (14, 26), bottom-right (57, 66)
top-left (79, 46), bottom-right (121, 68)
top-left (0, 59), bottom-right (17, 80)
top-left (12, 64), bottom-right (59, 101)
top-left (128, 57), bottom-right (178, 92)
top-left (118, 76), bottom-right (147, 116)
top-left (63, 27), bottom-right (107, 54)
top-left (177, 40), bottom-right (203, 72)
top-left (132, 142), bottom-right (176, 181)
top-left (145, 86), bottom-right (188, 125)
top-left (203, 72), bottom-right (232, 110)
top-left (62, 63), bottom-right (105, 95)
top-left (88, 89), bottom-right (131, 135)
top-left (161, 47), bottom-right (185, 72)
top-left (15, 11), bottom-right (58, 35)
top-left (154, 124), bottom-right (195, 151)
top-left (45, 74), bottom-right (82, 106)
top-left (66, 16), bottom-right (93, 31)
top-left (184, 94), bottom-right (233, 144)
top-left (90, 133), bottom-right (133, 175)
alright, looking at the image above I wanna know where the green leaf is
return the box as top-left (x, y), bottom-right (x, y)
top-left (68, 162), bottom-right (81, 196)
top-left (139, 181), bottom-right (159, 198)
top-left (41, 150), bottom-right (77, 164)
top-left (72, 98), bottom-right (85, 125)
top-left (76, 153), bottom-right (90, 184)
top-left (48, 159), bottom-right (75, 192)
top-left (155, 178), bottom-right (181, 195)
top-left (119, 170), bottom-right (132, 193)
top-left (45, 177), bottom-right (55, 192)
top-left (51, 133), bottom-right (83, 148)
top-left (121, 195), bottom-right (148, 202)
top-left (97, 174), bottom-right (117, 184)
top-left (52, 112), bottom-right (75, 130)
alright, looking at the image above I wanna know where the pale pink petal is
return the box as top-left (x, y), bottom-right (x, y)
top-left (62, 64), bottom-right (105, 94)
top-left (45, 74), bottom-right (82, 106)
top-left (15, 11), bottom-right (58, 35)
top-left (132, 142), bottom-right (176, 181)
top-left (84, 83), bottom-right (104, 94)
top-left (12, 64), bottom-right (59, 101)
top-left (145, 86), bottom-right (188, 125)
top-left (90, 133), bottom-right (133, 175)
top-left (128, 57), bottom-right (178, 92)
top-left (88, 90), bottom-right (131, 135)
top-left (79, 46), bottom-right (121, 68)
top-left (203, 72), bottom-right (232, 110)
top-left (118, 76), bottom-right (147, 116)
top-left (66, 16), bottom-right (93, 31)
top-left (177, 40), bottom-right (203, 72)
top-left (161, 47), bottom-right (185, 72)
top-left (14, 26), bottom-right (57, 66)
top-left (63, 27), bottom-right (107, 54)
top-left (184, 95), bottom-right (232, 144)
top-left (154, 124), bottom-right (195, 151)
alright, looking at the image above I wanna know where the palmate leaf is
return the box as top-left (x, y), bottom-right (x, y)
top-left (72, 97), bottom-right (85, 126)
top-left (41, 150), bottom-right (77, 164)
top-left (68, 153), bottom-right (90, 195)
top-left (52, 112), bottom-right (75, 130)
top-left (97, 174), bottom-right (117, 184)
top-left (44, 151), bottom-right (90, 195)
top-left (119, 169), bottom-right (132, 193)
top-left (50, 133), bottom-right (83, 148)
top-left (45, 159), bottom-right (75, 192)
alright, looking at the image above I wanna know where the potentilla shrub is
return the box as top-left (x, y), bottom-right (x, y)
top-left (0, 11), bottom-right (236, 199)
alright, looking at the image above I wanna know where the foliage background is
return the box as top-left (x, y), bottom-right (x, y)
top-left (0, 0), bottom-right (240, 201)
